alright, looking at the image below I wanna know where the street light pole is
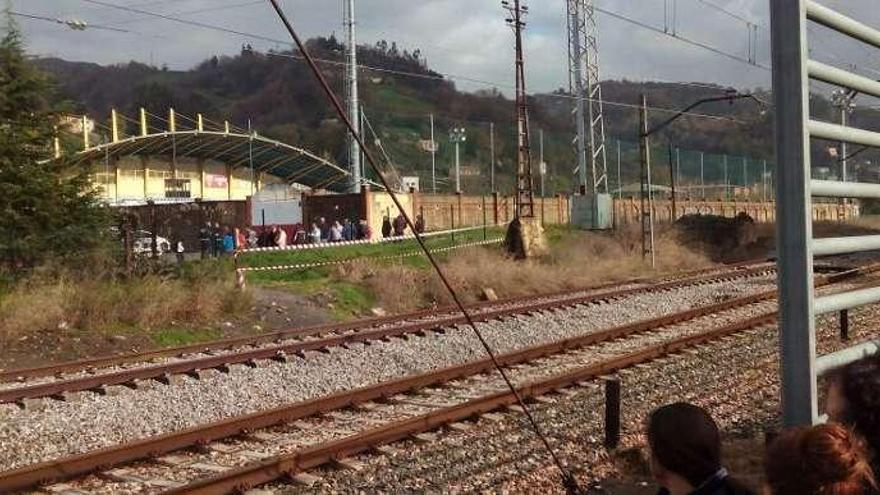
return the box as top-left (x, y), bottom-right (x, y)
top-left (449, 127), bottom-right (466, 193)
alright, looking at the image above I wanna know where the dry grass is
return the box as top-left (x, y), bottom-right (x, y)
top-left (0, 266), bottom-right (250, 340)
top-left (343, 228), bottom-right (712, 313)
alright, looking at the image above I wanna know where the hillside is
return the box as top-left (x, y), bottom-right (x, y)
top-left (37, 35), bottom-right (880, 195)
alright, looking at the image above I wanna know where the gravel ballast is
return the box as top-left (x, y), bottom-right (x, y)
top-left (0, 275), bottom-right (776, 471)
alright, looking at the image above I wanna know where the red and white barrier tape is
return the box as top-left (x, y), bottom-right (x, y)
top-left (242, 223), bottom-right (508, 253)
top-left (239, 238), bottom-right (504, 272)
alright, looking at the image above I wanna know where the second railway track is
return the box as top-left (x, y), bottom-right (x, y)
top-left (0, 262), bottom-right (779, 404)
top-left (2, 290), bottom-right (781, 493)
top-left (1, 263), bottom-right (875, 493)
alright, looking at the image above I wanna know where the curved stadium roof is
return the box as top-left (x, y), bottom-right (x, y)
top-left (68, 130), bottom-right (352, 192)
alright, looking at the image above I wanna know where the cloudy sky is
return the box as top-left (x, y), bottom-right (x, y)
top-left (8, 0), bottom-right (880, 96)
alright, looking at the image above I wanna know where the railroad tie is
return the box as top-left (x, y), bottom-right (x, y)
top-left (334, 458), bottom-right (366, 471)
top-left (412, 432), bottom-right (438, 444)
top-left (288, 472), bottom-right (322, 487)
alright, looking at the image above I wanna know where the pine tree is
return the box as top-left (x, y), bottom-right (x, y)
top-left (0, 11), bottom-right (107, 272)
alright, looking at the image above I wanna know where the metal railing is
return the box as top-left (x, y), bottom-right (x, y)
top-left (771, 0), bottom-right (880, 425)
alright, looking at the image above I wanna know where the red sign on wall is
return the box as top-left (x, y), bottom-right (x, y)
top-left (205, 174), bottom-right (228, 188)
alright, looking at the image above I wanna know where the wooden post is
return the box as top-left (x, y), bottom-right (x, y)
top-left (840, 310), bottom-right (850, 342)
top-left (604, 378), bottom-right (621, 449)
top-left (492, 192), bottom-right (500, 225)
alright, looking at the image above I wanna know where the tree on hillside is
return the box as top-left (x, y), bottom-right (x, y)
top-left (0, 12), bottom-right (107, 273)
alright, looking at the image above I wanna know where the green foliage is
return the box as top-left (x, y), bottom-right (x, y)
top-left (0, 12), bottom-right (108, 273)
top-left (152, 327), bottom-right (223, 347)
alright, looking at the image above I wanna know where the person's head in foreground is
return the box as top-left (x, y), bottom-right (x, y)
top-left (647, 402), bottom-right (754, 495)
top-left (827, 354), bottom-right (880, 472)
top-left (764, 423), bottom-right (877, 495)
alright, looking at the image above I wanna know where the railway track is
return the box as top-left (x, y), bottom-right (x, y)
top-left (4, 261), bottom-right (875, 494)
top-left (1, 289), bottom-right (781, 493)
top-left (0, 263), bottom-right (778, 405)
top-left (0, 262), bottom-right (872, 494)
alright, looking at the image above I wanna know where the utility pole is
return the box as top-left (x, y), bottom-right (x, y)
top-left (742, 157), bottom-right (748, 198)
top-left (833, 89), bottom-right (855, 207)
top-left (429, 114), bottom-right (436, 194)
top-left (490, 122), bottom-right (496, 192)
top-left (639, 94), bottom-right (655, 268)
top-left (567, 0), bottom-right (608, 197)
top-left (450, 127), bottom-right (466, 193)
top-left (506, 0), bottom-right (535, 219)
top-left (344, 0), bottom-right (361, 192)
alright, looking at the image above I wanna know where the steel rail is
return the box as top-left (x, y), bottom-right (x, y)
top-left (0, 290), bottom-right (781, 493)
top-left (169, 313), bottom-right (780, 495)
top-left (0, 261), bottom-right (769, 383)
top-left (0, 267), bottom-right (776, 404)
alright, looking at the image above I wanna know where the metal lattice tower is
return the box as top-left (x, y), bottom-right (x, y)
top-left (344, 0), bottom-right (361, 192)
top-left (567, 0), bottom-right (608, 196)
top-left (505, 0), bottom-right (535, 219)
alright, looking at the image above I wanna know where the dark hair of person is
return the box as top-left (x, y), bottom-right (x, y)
top-left (831, 354), bottom-right (880, 468)
top-left (765, 423), bottom-right (877, 495)
top-left (647, 402), bottom-right (723, 487)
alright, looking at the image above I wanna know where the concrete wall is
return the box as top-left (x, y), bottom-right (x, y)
top-left (412, 193), bottom-right (571, 231)
top-left (613, 198), bottom-right (860, 225)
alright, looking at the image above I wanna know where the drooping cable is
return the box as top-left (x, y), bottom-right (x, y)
top-left (264, 0), bottom-right (582, 492)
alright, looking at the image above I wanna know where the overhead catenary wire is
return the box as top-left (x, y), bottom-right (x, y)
top-left (104, 0), bottom-right (265, 28)
top-left (80, 0), bottom-right (292, 46)
top-left (593, 4), bottom-right (770, 71)
top-left (9, 10), bottom-right (136, 33)
top-left (263, 0), bottom-right (583, 492)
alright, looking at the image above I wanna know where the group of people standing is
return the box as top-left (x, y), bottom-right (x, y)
top-left (381, 213), bottom-right (425, 239)
top-left (197, 222), bottom-right (241, 258)
top-left (308, 217), bottom-right (372, 244)
top-left (192, 212), bottom-right (430, 254)
top-left (646, 353), bottom-right (880, 495)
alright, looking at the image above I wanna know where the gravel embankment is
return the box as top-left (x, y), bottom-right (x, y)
top-left (0, 275), bottom-right (775, 471)
top-left (287, 299), bottom-right (878, 494)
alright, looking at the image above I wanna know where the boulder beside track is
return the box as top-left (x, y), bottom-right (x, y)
top-left (673, 213), bottom-right (757, 261)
